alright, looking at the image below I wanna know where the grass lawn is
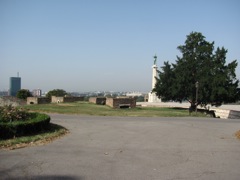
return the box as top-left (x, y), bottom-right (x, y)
top-left (25, 101), bottom-right (206, 117)
top-left (0, 123), bottom-right (68, 150)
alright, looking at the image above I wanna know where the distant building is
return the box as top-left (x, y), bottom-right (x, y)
top-left (9, 77), bottom-right (21, 96)
top-left (126, 92), bottom-right (143, 97)
top-left (32, 89), bottom-right (42, 97)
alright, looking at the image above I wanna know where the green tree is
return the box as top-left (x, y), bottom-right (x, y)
top-left (46, 89), bottom-right (67, 99)
top-left (154, 61), bottom-right (175, 102)
top-left (135, 96), bottom-right (145, 102)
top-left (210, 47), bottom-right (239, 104)
top-left (154, 32), bottom-right (239, 109)
top-left (16, 89), bottom-right (32, 100)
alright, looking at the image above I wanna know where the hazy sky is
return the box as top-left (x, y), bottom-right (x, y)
top-left (1, 0), bottom-right (239, 92)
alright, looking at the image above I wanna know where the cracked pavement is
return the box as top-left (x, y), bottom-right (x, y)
top-left (1, 114), bottom-right (240, 180)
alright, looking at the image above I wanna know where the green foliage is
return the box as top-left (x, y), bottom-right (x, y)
top-left (0, 105), bottom-right (30, 122)
top-left (46, 89), bottom-right (67, 99)
top-left (16, 89), bottom-right (32, 100)
top-left (154, 32), bottom-right (239, 107)
top-left (0, 112), bottom-right (50, 139)
top-left (155, 61), bottom-right (176, 101)
top-left (135, 96), bottom-right (145, 102)
top-left (0, 123), bottom-right (68, 149)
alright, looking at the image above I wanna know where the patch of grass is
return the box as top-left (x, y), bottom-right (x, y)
top-left (25, 102), bottom-right (207, 117)
top-left (0, 123), bottom-right (68, 150)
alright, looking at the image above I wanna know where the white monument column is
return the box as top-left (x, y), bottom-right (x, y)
top-left (151, 64), bottom-right (158, 90)
top-left (148, 55), bottom-right (161, 103)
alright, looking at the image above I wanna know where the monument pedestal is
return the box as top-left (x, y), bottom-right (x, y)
top-left (148, 92), bottom-right (161, 103)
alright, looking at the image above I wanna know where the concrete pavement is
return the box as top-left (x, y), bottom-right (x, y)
top-left (138, 102), bottom-right (240, 111)
top-left (1, 114), bottom-right (240, 180)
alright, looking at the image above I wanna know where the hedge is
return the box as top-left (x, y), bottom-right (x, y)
top-left (0, 113), bottom-right (51, 139)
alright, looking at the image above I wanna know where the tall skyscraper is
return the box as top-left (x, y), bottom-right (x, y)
top-left (9, 77), bottom-right (21, 96)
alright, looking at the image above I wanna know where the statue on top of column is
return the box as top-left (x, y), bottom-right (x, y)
top-left (153, 54), bottom-right (157, 65)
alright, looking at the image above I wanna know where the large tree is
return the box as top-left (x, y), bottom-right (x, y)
top-left (16, 89), bottom-right (32, 100)
top-left (46, 89), bottom-right (67, 99)
top-left (154, 32), bottom-right (239, 109)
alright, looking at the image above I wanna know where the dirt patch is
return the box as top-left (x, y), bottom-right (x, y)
top-left (235, 130), bottom-right (240, 140)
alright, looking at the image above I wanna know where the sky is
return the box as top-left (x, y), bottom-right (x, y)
top-left (0, 0), bottom-right (240, 92)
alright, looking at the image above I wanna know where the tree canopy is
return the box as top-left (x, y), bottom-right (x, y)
top-left (153, 32), bottom-right (239, 107)
top-left (46, 89), bottom-right (67, 99)
top-left (16, 89), bottom-right (32, 100)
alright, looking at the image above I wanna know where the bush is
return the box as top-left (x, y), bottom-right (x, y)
top-left (0, 111), bottom-right (51, 139)
top-left (0, 105), bottom-right (30, 122)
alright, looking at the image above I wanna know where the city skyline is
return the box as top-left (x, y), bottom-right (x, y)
top-left (1, 0), bottom-right (239, 92)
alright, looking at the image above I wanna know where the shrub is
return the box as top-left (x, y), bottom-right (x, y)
top-left (0, 105), bottom-right (30, 122)
top-left (0, 111), bottom-right (51, 139)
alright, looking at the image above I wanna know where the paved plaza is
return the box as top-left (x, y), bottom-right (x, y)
top-left (138, 102), bottom-right (240, 111)
top-left (1, 114), bottom-right (240, 180)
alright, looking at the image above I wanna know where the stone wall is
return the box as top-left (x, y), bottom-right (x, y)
top-left (106, 97), bottom-right (136, 108)
top-left (0, 96), bottom-right (26, 106)
top-left (51, 96), bottom-right (64, 103)
top-left (27, 96), bottom-right (84, 104)
top-left (63, 96), bottom-right (84, 103)
top-left (38, 97), bottom-right (51, 104)
top-left (214, 109), bottom-right (240, 119)
top-left (51, 96), bottom-right (84, 103)
top-left (27, 97), bottom-right (51, 105)
top-left (89, 97), bottom-right (106, 105)
top-left (27, 97), bottom-right (38, 104)
top-left (228, 110), bottom-right (240, 119)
